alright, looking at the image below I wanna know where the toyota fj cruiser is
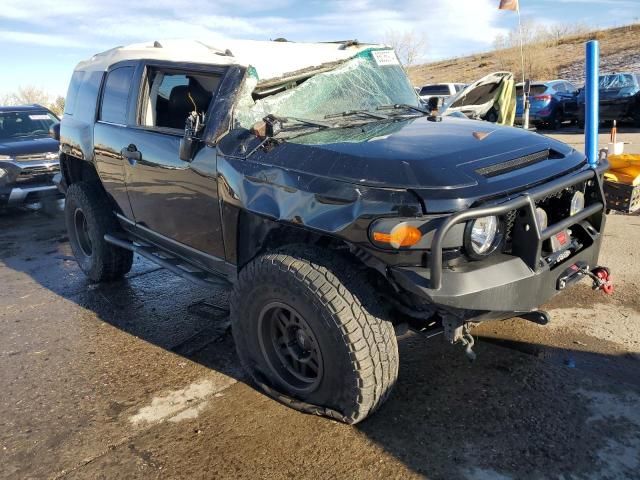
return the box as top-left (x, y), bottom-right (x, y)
top-left (54, 40), bottom-right (611, 424)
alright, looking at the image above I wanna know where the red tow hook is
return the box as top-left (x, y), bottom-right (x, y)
top-left (591, 267), bottom-right (613, 295)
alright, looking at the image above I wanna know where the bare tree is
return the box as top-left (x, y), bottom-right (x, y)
top-left (50, 96), bottom-right (65, 116)
top-left (383, 29), bottom-right (427, 66)
top-left (12, 85), bottom-right (52, 106)
top-left (1, 86), bottom-right (65, 116)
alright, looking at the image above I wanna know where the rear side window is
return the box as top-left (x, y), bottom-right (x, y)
top-left (419, 85), bottom-right (451, 96)
top-left (529, 85), bottom-right (547, 96)
top-left (553, 83), bottom-right (566, 93)
top-left (100, 67), bottom-right (135, 124)
top-left (64, 71), bottom-right (85, 115)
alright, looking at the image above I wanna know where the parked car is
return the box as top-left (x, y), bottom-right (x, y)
top-left (515, 80), bottom-right (579, 129)
top-left (577, 72), bottom-right (640, 127)
top-left (55, 39), bottom-right (610, 424)
top-left (0, 105), bottom-right (61, 207)
top-left (417, 83), bottom-right (465, 109)
top-left (439, 72), bottom-right (515, 124)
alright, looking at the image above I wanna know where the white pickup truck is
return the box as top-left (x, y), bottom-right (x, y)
top-left (417, 83), bottom-right (465, 109)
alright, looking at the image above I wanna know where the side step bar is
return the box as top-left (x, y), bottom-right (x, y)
top-left (104, 234), bottom-right (230, 289)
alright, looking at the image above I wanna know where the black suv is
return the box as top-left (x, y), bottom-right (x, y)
top-left (0, 105), bottom-right (60, 206)
top-left (55, 40), bottom-right (610, 424)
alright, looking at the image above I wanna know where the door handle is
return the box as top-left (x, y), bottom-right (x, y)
top-left (121, 144), bottom-right (141, 164)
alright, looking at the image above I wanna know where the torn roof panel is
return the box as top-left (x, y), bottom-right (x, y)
top-left (75, 39), bottom-right (385, 83)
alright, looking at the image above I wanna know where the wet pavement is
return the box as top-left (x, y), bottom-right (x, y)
top-left (1, 179), bottom-right (640, 479)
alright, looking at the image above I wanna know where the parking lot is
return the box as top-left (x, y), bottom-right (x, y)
top-left (1, 128), bottom-right (640, 480)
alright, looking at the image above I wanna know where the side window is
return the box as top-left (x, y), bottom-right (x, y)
top-left (139, 68), bottom-right (221, 130)
top-left (74, 71), bottom-right (104, 122)
top-left (64, 71), bottom-right (85, 115)
top-left (100, 66), bottom-right (135, 125)
top-left (565, 82), bottom-right (577, 93)
top-left (553, 83), bottom-right (566, 93)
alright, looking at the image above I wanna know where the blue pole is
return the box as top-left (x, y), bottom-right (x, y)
top-left (585, 40), bottom-right (599, 167)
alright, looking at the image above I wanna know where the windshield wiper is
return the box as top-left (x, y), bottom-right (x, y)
top-left (377, 104), bottom-right (429, 115)
top-left (266, 114), bottom-right (333, 130)
top-left (324, 110), bottom-right (389, 121)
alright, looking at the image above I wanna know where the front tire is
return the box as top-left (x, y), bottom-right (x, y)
top-left (230, 247), bottom-right (399, 424)
top-left (65, 182), bottom-right (133, 282)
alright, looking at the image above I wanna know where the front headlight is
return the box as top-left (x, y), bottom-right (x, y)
top-left (465, 216), bottom-right (502, 257)
top-left (0, 168), bottom-right (6, 178)
top-left (0, 155), bottom-right (14, 161)
top-left (570, 191), bottom-right (585, 216)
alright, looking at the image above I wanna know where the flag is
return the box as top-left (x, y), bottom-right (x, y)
top-left (498, 0), bottom-right (518, 10)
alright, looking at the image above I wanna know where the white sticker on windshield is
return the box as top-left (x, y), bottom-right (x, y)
top-left (372, 50), bottom-right (400, 66)
top-left (29, 114), bottom-right (50, 120)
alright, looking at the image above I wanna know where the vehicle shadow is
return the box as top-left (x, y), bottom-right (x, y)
top-left (2, 207), bottom-right (640, 479)
top-left (359, 331), bottom-right (640, 479)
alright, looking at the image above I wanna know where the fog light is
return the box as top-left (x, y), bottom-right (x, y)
top-left (535, 207), bottom-right (548, 230)
top-left (467, 216), bottom-right (499, 255)
top-left (570, 191), bottom-right (585, 216)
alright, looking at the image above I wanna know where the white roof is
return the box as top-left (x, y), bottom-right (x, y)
top-left (76, 39), bottom-right (382, 83)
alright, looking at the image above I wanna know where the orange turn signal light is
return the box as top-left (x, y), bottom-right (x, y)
top-left (372, 224), bottom-right (422, 248)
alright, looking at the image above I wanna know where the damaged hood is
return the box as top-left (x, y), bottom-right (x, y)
top-left (221, 116), bottom-right (586, 208)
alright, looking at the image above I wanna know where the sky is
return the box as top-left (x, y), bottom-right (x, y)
top-left (0, 0), bottom-right (638, 97)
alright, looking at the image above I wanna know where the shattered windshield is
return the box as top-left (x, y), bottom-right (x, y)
top-left (599, 74), bottom-right (637, 90)
top-left (234, 49), bottom-right (421, 129)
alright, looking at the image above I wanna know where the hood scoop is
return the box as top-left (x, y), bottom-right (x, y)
top-left (475, 149), bottom-right (559, 178)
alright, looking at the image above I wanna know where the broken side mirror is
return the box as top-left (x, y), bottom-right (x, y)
top-left (179, 112), bottom-right (203, 162)
top-left (179, 133), bottom-right (196, 162)
top-left (49, 122), bottom-right (60, 141)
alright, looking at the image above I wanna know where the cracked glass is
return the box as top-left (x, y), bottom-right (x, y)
top-left (234, 49), bottom-right (420, 129)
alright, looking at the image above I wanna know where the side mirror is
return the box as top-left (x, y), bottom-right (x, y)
top-left (179, 133), bottom-right (196, 162)
top-left (49, 122), bottom-right (60, 141)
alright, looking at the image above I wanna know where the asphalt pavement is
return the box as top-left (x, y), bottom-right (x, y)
top-left (1, 128), bottom-right (639, 480)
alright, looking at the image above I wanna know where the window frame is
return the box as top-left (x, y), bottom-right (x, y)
top-left (132, 61), bottom-right (227, 137)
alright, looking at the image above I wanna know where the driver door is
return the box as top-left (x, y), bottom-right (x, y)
top-left (122, 62), bottom-right (227, 263)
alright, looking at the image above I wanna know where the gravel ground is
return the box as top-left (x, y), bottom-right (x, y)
top-left (1, 130), bottom-right (639, 479)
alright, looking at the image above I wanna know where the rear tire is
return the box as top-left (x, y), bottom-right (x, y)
top-left (65, 182), bottom-right (133, 282)
top-left (230, 246), bottom-right (399, 424)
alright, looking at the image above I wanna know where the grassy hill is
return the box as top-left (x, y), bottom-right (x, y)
top-left (408, 23), bottom-right (640, 87)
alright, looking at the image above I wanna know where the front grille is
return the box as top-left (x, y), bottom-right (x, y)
top-left (15, 153), bottom-right (58, 163)
top-left (476, 150), bottom-right (551, 178)
top-left (502, 181), bottom-right (586, 252)
top-left (16, 164), bottom-right (59, 184)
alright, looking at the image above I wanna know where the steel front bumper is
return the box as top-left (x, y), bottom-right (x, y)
top-left (391, 166), bottom-right (607, 312)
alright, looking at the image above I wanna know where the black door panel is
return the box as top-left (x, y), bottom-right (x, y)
top-left (123, 129), bottom-right (225, 259)
top-left (94, 122), bottom-right (135, 220)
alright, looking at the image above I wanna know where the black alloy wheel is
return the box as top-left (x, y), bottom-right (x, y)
top-left (258, 302), bottom-right (323, 394)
